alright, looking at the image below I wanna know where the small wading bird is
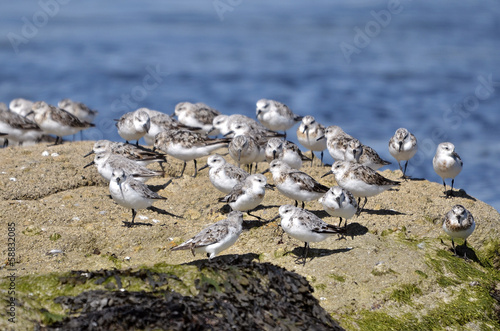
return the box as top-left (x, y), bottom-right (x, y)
top-left (109, 170), bottom-right (167, 227)
top-left (442, 204), bottom-right (475, 258)
top-left (278, 205), bottom-right (346, 265)
top-left (433, 142), bottom-right (462, 198)
top-left (171, 211), bottom-right (244, 260)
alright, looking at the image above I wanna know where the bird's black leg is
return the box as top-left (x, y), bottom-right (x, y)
top-left (310, 152), bottom-right (315, 167)
top-left (294, 200), bottom-right (298, 207)
top-left (442, 180), bottom-right (448, 197)
top-left (192, 159), bottom-right (198, 178)
top-left (247, 211), bottom-right (265, 222)
top-left (177, 161), bottom-right (187, 178)
top-left (303, 242), bottom-right (309, 265)
top-left (128, 209), bottom-right (137, 228)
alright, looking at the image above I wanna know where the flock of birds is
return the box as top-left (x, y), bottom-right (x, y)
top-left (0, 97), bottom-right (475, 264)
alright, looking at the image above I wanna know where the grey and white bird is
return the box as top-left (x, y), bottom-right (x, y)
top-left (199, 154), bottom-right (250, 194)
top-left (319, 125), bottom-right (354, 161)
top-left (58, 98), bottom-right (98, 124)
top-left (265, 159), bottom-right (329, 208)
top-left (141, 108), bottom-right (199, 146)
top-left (388, 128), bottom-right (418, 178)
top-left (30, 101), bottom-right (94, 145)
top-left (0, 107), bottom-right (42, 147)
top-left (84, 151), bottom-right (164, 182)
top-left (319, 186), bottom-right (358, 227)
top-left (344, 139), bottom-right (391, 171)
top-left (153, 129), bottom-right (229, 177)
top-left (214, 114), bottom-right (280, 139)
top-left (109, 169), bottom-right (167, 226)
top-left (9, 98), bottom-right (34, 118)
top-left (171, 211), bottom-right (244, 260)
top-left (173, 101), bottom-right (221, 135)
top-left (219, 174), bottom-right (273, 221)
top-left (433, 142), bottom-right (463, 198)
top-left (84, 140), bottom-right (166, 167)
top-left (256, 98), bottom-right (302, 137)
top-left (322, 160), bottom-right (399, 212)
top-left (278, 204), bottom-right (346, 265)
top-left (296, 115), bottom-right (327, 166)
top-left (115, 108), bottom-right (151, 146)
top-left (442, 204), bottom-right (475, 257)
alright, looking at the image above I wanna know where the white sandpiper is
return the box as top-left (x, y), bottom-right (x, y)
top-left (171, 210), bottom-right (244, 260)
top-left (278, 204), bottom-right (346, 265)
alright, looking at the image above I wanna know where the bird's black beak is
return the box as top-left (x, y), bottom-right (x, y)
top-left (269, 215), bottom-right (280, 222)
top-left (265, 183), bottom-right (275, 190)
top-left (83, 160), bottom-right (95, 169)
top-left (198, 164), bottom-right (209, 171)
top-left (83, 150), bottom-right (94, 158)
top-left (261, 168), bottom-right (270, 174)
top-left (316, 135), bottom-right (325, 141)
top-left (223, 131), bottom-right (234, 137)
top-left (321, 170), bottom-right (333, 178)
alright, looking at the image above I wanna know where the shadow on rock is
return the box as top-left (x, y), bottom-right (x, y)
top-left (42, 255), bottom-right (344, 331)
top-left (286, 247), bottom-right (353, 264)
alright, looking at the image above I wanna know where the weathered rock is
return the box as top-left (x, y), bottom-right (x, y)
top-left (1, 141), bottom-right (499, 330)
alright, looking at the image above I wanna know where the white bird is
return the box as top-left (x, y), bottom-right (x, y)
top-left (319, 125), bottom-right (354, 161)
top-left (58, 98), bottom-right (98, 123)
top-left (29, 101), bottom-right (94, 145)
top-left (84, 140), bottom-right (166, 167)
top-left (140, 108), bottom-right (199, 146)
top-left (0, 107), bottom-right (42, 146)
top-left (153, 129), bottom-right (229, 177)
top-left (322, 160), bottom-right (399, 212)
top-left (9, 98), bottom-right (34, 118)
top-left (256, 98), bottom-right (302, 137)
top-left (109, 169), bottom-right (167, 227)
top-left (265, 159), bottom-right (329, 208)
top-left (171, 211), bottom-right (244, 260)
top-left (84, 151), bottom-right (164, 182)
top-left (198, 154), bottom-right (250, 194)
top-left (388, 128), bottom-right (418, 178)
top-left (296, 115), bottom-right (327, 166)
top-left (265, 138), bottom-right (310, 170)
top-left (213, 114), bottom-right (275, 138)
top-left (278, 204), bottom-right (346, 265)
top-left (433, 142), bottom-right (463, 198)
top-left (442, 204), bottom-right (475, 257)
top-left (173, 101), bottom-right (221, 135)
top-left (115, 109), bottom-right (151, 146)
top-left (219, 174), bottom-right (273, 221)
top-left (228, 135), bottom-right (262, 172)
top-left (319, 186), bottom-right (358, 227)
top-left (344, 139), bottom-right (391, 171)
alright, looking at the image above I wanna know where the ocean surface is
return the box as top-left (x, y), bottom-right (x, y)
top-left (1, 1), bottom-right (499, 211)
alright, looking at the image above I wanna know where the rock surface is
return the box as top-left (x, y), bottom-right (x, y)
top-left (0, 141), bottom-right (499, 330)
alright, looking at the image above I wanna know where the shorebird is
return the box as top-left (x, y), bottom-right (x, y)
top-left (171, 211), bottom-right (244, 260)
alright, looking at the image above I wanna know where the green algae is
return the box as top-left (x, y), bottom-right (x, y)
top-left (339, 240), bottom-right (500, 331)
top-left (389, 283), bottom-right (422, 305)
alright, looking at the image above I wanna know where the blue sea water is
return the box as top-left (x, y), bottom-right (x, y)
top-left (1, 0), bottom-right (499, 211)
